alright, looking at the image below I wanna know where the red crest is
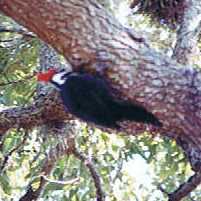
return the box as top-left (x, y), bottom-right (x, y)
top-left (37, 68), bottom-right (57, 82)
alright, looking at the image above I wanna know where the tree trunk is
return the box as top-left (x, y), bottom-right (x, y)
top-left (173, 0), bottom-right (201, 65)
top-left (0, 0), bottom-right (201, 171)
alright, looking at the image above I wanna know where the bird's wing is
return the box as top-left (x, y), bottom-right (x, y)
top-left (62, 74), bottom-right (113, 123)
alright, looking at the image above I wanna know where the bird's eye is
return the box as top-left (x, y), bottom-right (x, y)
top-left (59, 69), bottom-right (66, 73)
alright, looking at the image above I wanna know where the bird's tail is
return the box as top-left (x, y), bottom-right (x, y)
top-left (113, 101), bottom-right (162, 127)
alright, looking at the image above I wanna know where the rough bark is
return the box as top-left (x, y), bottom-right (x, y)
top-left (0, 0), bottom-right (201, 171)
top-left (173, 0), bottom-right (201, 64)
top-left (169, 0), bottom-right (201, 170)
top-left (159, 1), bottom-right (201, 199)
top-left (0, 91), bottom-right (70, 132)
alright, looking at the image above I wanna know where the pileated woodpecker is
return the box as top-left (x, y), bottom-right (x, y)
top-left (37, 68), bottom-right (162, 128)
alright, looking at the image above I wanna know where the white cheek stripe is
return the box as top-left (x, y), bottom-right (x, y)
top-left (52, 72), bottom-right (67, 85)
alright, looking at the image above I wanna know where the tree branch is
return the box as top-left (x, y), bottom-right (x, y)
top-left (0, 129), bottom-right (29, 172)
top-left (0, 26), bottom-right (35, 37)
top-left (0, 73), bottom-right (36, 87)
top-left (73, 150), bottom-right (105, 201)
top-left (0, 91), bottom-right (70, 134)
top-left (19, 121), bottom-right (77, 201)
top-left (168, 171), bottom-right (201, 201)
top-left (173, 0), bottom-right (201, 64)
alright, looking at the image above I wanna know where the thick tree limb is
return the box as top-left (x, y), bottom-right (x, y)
top-left (0, 0), bottom-right (201, 171)
top-left (0, 92), bottom-right (69, 133)
top-left (165, 1), bottom-right (201, 198)
top-left (0, 0), bottom-right (199, 138)
top-left (173, 0), bottom-right (201, 64)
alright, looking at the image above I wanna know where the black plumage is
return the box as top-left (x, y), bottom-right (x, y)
top-left (52, 72), bottom-right (162, 128)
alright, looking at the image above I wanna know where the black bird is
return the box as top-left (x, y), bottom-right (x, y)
top-left (37, 68), bottom-right (162, 128)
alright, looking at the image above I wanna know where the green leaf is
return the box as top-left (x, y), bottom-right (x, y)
top-left (0, 173), bottom-right (11, 195)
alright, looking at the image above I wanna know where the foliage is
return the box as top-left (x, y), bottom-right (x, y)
top-left (130, 0), bottom-right (185, 28)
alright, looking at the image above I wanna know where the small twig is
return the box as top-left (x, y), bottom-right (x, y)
top-left (0, 73), bottom-right (36, 86)
top-left (41, 175), bottom-right (80, 185)
top-left (19, 122), bottom-right (76, 201)
top-left (158, 171), bottom-right (201, 201)
top-left (189, 196), bottom-right (196, 201)
top-left (73, 150), bottom-right (105, 201)
top-left (0, 26), bottom-right (35, 38)
top-left (19, 143), bottom-right (58, 201)
top-left (168, 171), bottom-right (201, 201)
top-left (29, 135), bottom-right (46, 165)
top-left (0, 130), bottom-right (29, 173)
top-left (19, 176), bottom-right (79, 201)
top-left (19, 177), bottom-right (46, 201)
top-left (0, 133), bottom-right (7, 151)
top-left (111, 152), bottom-right (124, 182)
top-left (0, 39), bottom-right (15, 43)
top-left (157, 184), bottom-right (169, 195)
